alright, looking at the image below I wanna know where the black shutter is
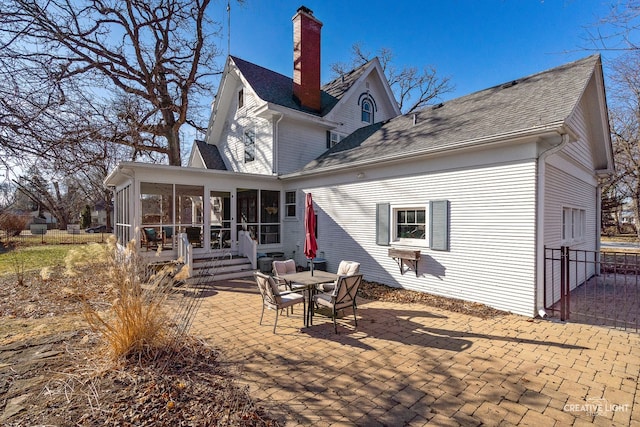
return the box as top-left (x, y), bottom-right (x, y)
top-left (430, 200), bottom-right (450, 251)
top-left (326, 130), bottom-right (331, 149)
top-left (376, 203), bottom-right (390, 246)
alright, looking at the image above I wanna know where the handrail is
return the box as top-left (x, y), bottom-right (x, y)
top-left (177, 232), bottom-right (193, 277)
top-left (238, 230), bottom-right (257, 269)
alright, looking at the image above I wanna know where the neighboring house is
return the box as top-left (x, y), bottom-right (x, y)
top-left (105, 6), bottom-right (614, 317)
top-left (90, 200), bottom-right (112, 226)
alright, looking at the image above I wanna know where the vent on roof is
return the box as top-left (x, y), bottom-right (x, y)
top-left (432, 103), bottom-right (444, 110)
top-left (501, 80), bottom-right (518, 89)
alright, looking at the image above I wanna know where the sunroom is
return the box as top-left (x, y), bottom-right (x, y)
top-left (104, 162), bottom-right (287, 268)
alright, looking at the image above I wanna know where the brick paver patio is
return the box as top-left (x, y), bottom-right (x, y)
top-left (189, 277), bottom-right (640, 426)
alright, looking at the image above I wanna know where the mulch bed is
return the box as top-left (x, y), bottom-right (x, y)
top-left (358, 280), bottom-right (508, 319)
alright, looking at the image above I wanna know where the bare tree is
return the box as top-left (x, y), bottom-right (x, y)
top-left (13, 167), bottom-right (87, 229)
top-left (586, 1), bottom-right (640, 52)
top-left (0, 0), bottom-right (228, 166)
top-left (331, 43), bottom-right (454, 113)
top-left (607, 53), bottom-right (640, 238)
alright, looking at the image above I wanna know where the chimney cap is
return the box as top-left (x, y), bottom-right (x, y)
top-left (297, 5), bottom-right (314, 15)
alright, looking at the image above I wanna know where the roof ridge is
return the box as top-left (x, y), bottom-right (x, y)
top-left (411, 54), bottom-right (600, 115)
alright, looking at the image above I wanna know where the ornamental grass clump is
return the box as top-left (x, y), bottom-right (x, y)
top-left (66, 235), bottom-right (192, 360)
top-left (7, 243), bottom-right (27, 286)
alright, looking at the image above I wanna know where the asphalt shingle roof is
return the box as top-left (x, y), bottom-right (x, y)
top-left (194, 140), bottom-right (227, 171)
top-left (231, 56), bottom-right (370, 116)
top-left (301, 55), bottom-right (600, 172)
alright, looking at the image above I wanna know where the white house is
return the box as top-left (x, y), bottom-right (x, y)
top-left (105, 6), bottom-right (613, 317)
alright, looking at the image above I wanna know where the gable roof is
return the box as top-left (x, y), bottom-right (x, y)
top-left (192, 140), bottom-right (227, 170)
top-left (299, 55), bottom-right (604, 173)
top-left (231, 55), bottom-right (371, 116)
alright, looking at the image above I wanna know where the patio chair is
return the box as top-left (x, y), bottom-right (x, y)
top-left (316, 260), bottom-right (360, 293)
top-left (141, 227), bottom-right (163, 250)
top-left (162, 226), bottom-right (173, 245)
top-left (312, 273), bottom-right (363, 333)
top-left (272, 259), bottom-right (301, 291)
top-left (185, 226), bottom-right (202, 247)
top-left (254, 272), bottom-right (306, 334)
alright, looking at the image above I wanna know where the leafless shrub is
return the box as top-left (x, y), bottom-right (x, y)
top-left (64, 235), bottom-right (193, 361)
top-left (0, 212), bottom-right (28, 240)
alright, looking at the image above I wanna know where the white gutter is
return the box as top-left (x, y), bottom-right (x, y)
top-left (535, 132), bottom-right (571, 318)
top-left (281, 123), bottom-right (567, 180)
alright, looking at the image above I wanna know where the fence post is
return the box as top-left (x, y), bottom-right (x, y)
top-left (560, 245), bottom-right (570, 321)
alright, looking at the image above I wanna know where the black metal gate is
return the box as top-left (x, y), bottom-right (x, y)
top-left (544, 246), bottom-right (640, 332)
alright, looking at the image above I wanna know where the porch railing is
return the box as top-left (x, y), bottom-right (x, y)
top-left (177, 233), bottom-right (193, 277)
top-left (238, 230), bottom-right (257, 269)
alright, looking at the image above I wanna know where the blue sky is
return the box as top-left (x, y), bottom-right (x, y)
top-left (217, 0), bottom-right (618, 102)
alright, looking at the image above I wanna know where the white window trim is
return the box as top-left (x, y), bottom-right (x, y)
top-left (243, 126), bottom-right (255, 163)
top-left (562, 206), bottom-right (586, 245)
top-left (329, 131), bottom-right (345, 148)
top-left (361, 99), bottom-right (373, 123)
top-left (237, 88), bottom-right (244, 110)
top-left (390, 204), bottom-right (429, 248)
top-left (284, 190), bottom-right (297, 219)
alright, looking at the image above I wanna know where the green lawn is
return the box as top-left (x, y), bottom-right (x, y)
top-left (0, 245), bottom-right (82, 275)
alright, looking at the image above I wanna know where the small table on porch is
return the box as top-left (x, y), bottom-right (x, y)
top-left (280, 270), bottom-right (338, 327)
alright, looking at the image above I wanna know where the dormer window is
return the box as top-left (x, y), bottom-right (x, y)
top-left (358, 93), bottom-right (377, 124)
top-left (238, 89), bottom-right (244, 109)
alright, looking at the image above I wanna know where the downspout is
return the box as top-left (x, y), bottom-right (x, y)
top-left (272, 113), bottom-right (284, 175)
top-left (535, 133), bottom-right (570, 317)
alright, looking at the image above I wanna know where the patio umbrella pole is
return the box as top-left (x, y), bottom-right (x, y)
top-left (303, 193), bottom-right (318, 277)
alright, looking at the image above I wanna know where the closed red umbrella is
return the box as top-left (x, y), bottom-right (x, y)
top-left (303, 193), bottom-right (318, 275)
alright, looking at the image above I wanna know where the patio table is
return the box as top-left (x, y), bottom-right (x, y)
top-left (280, 270), bottom-right (337, 327)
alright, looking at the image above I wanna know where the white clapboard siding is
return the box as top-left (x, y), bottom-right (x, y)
top-left (543, 163), bottom-right (597, 306)
top-left (564, 100), bottom-right (596, 170)
top-left (218, 86), bottom-right (274, 175)
top-left (294, 160), bottom-right (538, 316)
top-left (277, 119), bottom-right (327, 175)
top-left (328, 73), bottom-right (399, 135)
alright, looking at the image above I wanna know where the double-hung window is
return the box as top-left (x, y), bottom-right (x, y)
top-left (562, 207), bottom-right (586, 244)
top-left (327, 131), bottom-right (345, 148)
top-left (395, 207), bottom-right (427, 243)
top-left (244, 127), bottom-right (255, 163)
top-left (361, 99), bottom-right (373, 123)
top-left (377, 201), bottom-right (450, 250)
top-left (238, 89), bottom-right (244, 109)
top-left (285, 191), bottom-right (296, 218)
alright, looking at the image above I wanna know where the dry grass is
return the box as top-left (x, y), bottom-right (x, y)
top-left (1, 237), bottom-right (279, 426)
top-left (65, 236), bottom-right (191, 360)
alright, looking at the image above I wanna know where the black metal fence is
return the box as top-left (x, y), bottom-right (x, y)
top-left (1, 229), bottom-right (111, 246)
top-left (544, 246), bottom-right (639, 332)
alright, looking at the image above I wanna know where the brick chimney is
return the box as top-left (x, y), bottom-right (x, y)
top-left (292, 6), bottom-right (322, 112)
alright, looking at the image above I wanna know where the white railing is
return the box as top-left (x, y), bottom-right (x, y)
top-left (177, 232), bottom-right (193, 277)
top-left (238, 230), bottom-right (257, 269)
